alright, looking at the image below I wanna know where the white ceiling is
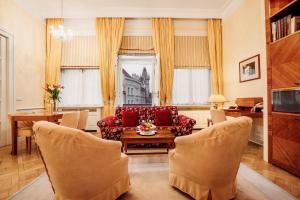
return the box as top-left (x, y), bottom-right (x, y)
top-left (15, 0), bottom-right (243, 19)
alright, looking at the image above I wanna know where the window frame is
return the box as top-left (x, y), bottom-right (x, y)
top-left (172, 68), bottom-right (211, 106)
top-left (116, 55), bottom-right (160, 106)
top-left (59, 67), bottom-right (103, 107)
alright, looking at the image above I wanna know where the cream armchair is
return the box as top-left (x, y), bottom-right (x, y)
top-left (169, 117), bottom-right (252, 200)
top-left (33, 121), bottom-right (130, 200)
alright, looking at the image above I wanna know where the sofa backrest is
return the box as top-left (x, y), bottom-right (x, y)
top-left (115, 106), bottom-right (179, 126)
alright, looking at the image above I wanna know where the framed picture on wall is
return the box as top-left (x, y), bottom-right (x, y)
top-left (239, 54), bottom-right (261, 82)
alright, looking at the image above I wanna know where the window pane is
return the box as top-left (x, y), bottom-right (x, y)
top-left (172, 68), bottom-right (211, 105)
top-left (118, 56), bottom-right (156, 105)
top-left (82, 69), bottom-right (102, 106)
top-left (191, 69), bottom-right (211, 104)
top-left (172, 69), bottom-right (191, 104)
top-left (60, 69), bottom-right (83, 106)
top-left (60, 69), bottom-right (102, 106)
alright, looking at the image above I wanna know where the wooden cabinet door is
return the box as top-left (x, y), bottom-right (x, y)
top-left (271, 33), bottom-right (300, 89)
top-left (272, 112), bottom-right (300, 176)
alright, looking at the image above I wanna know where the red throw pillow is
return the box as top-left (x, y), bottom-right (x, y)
top-left (122, 111), bottom-right (139, 127)
top-left (155, 110), bottom-right (173, 126)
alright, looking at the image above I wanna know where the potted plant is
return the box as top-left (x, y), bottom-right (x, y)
top-left (45, 84), bottom-right (64, 113)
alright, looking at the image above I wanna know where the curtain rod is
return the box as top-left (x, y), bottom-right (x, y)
top-left (119, 48), bottom-right (154, 51)
top-left (125, 17), bottom-right (209, 20)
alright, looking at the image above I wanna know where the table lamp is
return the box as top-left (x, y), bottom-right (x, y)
top-left (208, 94), bottom-right (227, 109)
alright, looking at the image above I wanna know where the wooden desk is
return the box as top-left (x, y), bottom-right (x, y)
top-left (224, 109), bottom-right (263, 118)
top-left (9, 112), bottom-right (63, 155)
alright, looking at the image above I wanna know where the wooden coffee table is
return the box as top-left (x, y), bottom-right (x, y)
top-left (120, 129), bottom-right (175, 154)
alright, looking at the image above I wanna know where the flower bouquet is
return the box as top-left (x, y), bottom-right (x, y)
top-left (44, 84), bottom-right (64, 113)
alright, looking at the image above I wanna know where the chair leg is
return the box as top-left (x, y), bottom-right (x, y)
top-left (26, 137), bottom-right (32, 154)
top-left (26, 137), bottom-right (29, 153)
top-left (28, 137), bottom-right (32, 154)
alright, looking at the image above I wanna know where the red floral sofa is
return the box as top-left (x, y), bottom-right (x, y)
top-left (97, 106), bottom-right (196, 141)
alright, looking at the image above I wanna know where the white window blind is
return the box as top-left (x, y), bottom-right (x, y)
top-left (60, 69), bottom-right (102, 106)
top-left (172, 69), bottom-right (211, 105)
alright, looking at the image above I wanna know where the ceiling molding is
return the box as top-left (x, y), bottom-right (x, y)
top-left (19, 7), bottom-right (226, 19)
top-left (14, 0), bottom-right (246, 20)
top-left (221, 0), bottom-right (245, 19)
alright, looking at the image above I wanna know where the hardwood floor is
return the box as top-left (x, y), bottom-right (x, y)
top-left (242, 142), bottom-right (300, 198)
top-left (0, 139), bottom-right (299, 200)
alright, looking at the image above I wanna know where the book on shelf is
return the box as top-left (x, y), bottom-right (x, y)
top-left (271, 15), bottom-right (300, 42)
top-left (291, 16), bottom-right (300, 33)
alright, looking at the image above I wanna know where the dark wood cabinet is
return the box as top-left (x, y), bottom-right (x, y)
top-left (265, 0), bottom-right (300, 177)
top-left (272, 112), bottom-right (300, 176)
top-left (271, 33), bottom-right (300, 89)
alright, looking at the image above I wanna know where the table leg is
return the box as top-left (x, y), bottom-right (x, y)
top-left (167, 143), bottom-right (171, 153)
top-left (11, 120), bottom-right (18, 155)
top-left (124, 142), bottom-right (128, 154)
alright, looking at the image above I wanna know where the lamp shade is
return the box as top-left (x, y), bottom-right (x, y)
top-left (208, 94), bottom-right (227, 103)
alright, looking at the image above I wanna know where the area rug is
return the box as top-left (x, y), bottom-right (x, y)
top-left (9, 155), bottom-right (297, 200)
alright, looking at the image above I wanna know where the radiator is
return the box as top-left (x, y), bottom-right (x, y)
top-left (178, 110), bottom-right (210, 129)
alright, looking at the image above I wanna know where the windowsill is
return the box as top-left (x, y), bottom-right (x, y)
top-left (175, 104), bottom-right (211, 110)
top-left (58, 105), bottom-right (103, 109)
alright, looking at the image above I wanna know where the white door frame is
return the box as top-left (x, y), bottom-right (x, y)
top-left (0, 28), bottom-right (15, 146)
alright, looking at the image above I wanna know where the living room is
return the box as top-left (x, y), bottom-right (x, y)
top-left (0, 0), bottom-right (300, 199)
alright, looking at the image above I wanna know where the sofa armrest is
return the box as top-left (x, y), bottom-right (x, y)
top-left (177, 115), bottom-right (196, 127)
top-left (97, 116), bottom-right (118, 129)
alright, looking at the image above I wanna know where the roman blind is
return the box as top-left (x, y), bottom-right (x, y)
top-left (61, 36), bottom-right (99, 67)
top-left (60, 19), bottom-right (98, 67)
top-left (119, 36), bottom-right (155, 55)
top-left (174, 19), bottom-right (210, 68)
top-left (175, 36), bottom-right (210, 68)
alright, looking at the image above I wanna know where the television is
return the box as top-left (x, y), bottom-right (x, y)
top-left (272, 88), bottom-right (300, 114)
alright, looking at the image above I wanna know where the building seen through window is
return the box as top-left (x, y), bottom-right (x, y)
top-left (122, 67), bottom-right (152, 105)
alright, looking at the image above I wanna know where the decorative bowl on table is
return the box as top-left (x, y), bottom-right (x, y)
top-left (137, 122), bottom-right (157, 136)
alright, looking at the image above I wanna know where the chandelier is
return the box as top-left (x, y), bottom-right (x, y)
top-left (50, 0), bottom-right (73, 40)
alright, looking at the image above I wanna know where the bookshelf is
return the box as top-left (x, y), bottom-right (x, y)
top-left (270, 29), bottom-right (300, 44)
top-left (270, 0), bottom-right (300, 18)
top-left (265, 0), bottom-right (300, 177)
top-left (269, 0), bottom-right (300, 42)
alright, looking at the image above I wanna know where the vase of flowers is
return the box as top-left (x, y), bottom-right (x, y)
top-left (44, 84), bottom-right (64, 113)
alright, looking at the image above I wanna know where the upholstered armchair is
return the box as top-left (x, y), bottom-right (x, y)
top-left (33, 121), bottom-right (130, 200)
top-left (97, 106), bottom-right (196, 141)
top-left (169, 117), bottom-right (252, 200)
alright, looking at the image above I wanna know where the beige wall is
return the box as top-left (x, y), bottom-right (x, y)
top-left (222, 0), bottom-right (268, 160)
top-left (0, 0), bottom-right (45, 110)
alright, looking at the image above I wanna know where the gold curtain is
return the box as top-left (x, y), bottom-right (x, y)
top-left (208, 19), bottom-right (223, 94)
top-left (152, 18), bottom-right (175, 106)
top-left (96, 18), bottom-right (125, 117)
top-left (45, 18), bottom-right (63, 110)
top-left (175, 36), bottom-right (210, 68)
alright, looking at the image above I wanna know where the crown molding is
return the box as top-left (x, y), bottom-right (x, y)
top-left (221, 0), bottom-right (245, 19)
top-left (30, 7), bottom-right (226, 19)
top-left (15, 0), bottom-right (244, 20)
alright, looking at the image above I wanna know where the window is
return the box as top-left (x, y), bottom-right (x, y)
top-left (60, 68), bottom-right (102, 106)
top-left (116, 55), bottom-right (159, 105)
top-left (172, 69), bottom-right (211, 105)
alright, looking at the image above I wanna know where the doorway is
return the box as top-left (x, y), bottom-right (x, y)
top-left (0, 30), bottom-right (14, 147)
